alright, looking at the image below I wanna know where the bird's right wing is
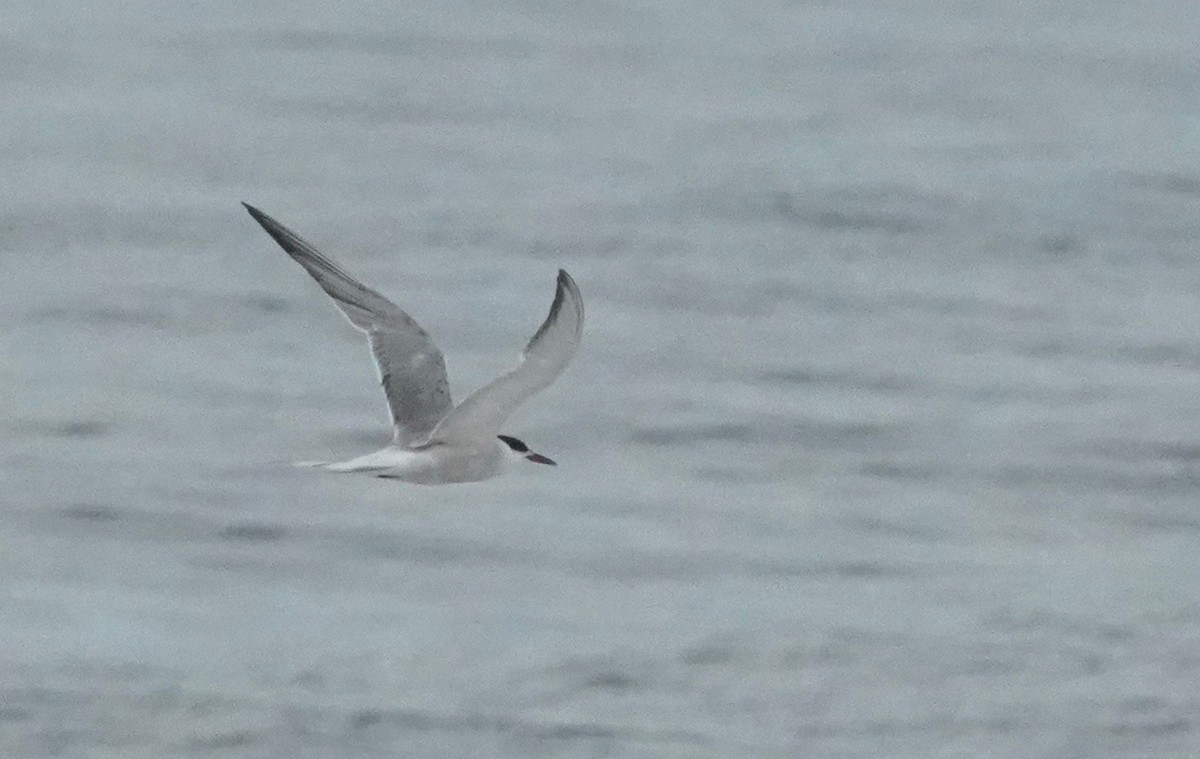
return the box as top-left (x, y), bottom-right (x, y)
top-left (243, 204), bottom-right (453, 444)
top-left (428, 270), bottom-right (583, 444)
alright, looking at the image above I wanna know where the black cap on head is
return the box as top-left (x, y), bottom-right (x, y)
top-left (497, 435), bottom-right (529, 453)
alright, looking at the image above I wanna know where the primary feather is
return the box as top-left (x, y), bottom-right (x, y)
top-left (428, 270), bottom-right (584, 443)
top-left (242, 204), bottom-right (453, 445)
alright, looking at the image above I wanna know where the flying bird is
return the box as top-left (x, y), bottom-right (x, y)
top-left (243, 203), bottom-right (583, 484)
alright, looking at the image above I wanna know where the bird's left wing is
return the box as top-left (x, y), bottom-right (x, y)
top-left (243, 203), bottom-right (453, 444)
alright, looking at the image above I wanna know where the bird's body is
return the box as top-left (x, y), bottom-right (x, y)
top-left (320, 439), bottom-right (509, 484)
top-left (243, 203), bottom-right (583, 485)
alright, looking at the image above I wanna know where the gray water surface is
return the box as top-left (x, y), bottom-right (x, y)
top-left (4, 1), bottom-right (1200, 756)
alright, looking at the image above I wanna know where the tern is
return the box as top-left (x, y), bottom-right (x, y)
top-left (243, 203), bottom-right (583, 484)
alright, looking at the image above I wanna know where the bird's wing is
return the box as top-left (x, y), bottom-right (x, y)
top-left (243, 203), bottom-right (453, 445)
top-left (428, 270), bottom-right (583, 444)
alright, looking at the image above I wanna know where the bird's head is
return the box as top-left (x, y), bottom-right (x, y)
top-left (498, 435), bottom-right (556, 466)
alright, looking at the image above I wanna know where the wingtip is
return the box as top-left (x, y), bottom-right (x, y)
top-left (558, 269), bottom-right (582, 299)
top-left (241, 203), bottom-right (304, 256)
top-left (241, 203), bottom-right (289, 242)
top-left (554, 269), bottom-right (583, 326)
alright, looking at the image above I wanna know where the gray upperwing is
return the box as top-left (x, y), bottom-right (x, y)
top-left (243, 203), bottom-right (453, 444)
top-left (429, 269), bottom-right (583, 443)
top-left (370, 328), bottom-right (452, 442)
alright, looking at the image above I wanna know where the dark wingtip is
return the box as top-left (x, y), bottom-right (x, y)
top-left (553, 270), bottom-right (579, 310)
top-left (242, 202), bottom-right (269, 225)
top-left (556, 269), bottom-right (583, 327)
top-left (241, 203), bottom-right (299, 254)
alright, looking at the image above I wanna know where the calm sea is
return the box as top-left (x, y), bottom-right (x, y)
top-left (3, 1), bottom-right (1200, 756)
